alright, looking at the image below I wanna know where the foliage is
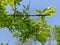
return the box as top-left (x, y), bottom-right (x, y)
top-left (35, 6), bottom-right (55, 17)
top-left (0, 0), bottom-right (22, 6)
top-left (53, 26), bottom-right (60, 45)
top-left (0, 0), bottom-right (56, 44)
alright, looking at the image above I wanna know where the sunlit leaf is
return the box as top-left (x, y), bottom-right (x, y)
top-left (42, 6), bottom-right (56, 17)
top-left (7, 0), bottom-right (14, 6)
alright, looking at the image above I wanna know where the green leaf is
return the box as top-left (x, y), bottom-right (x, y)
top-left (12, 32), bottom-right (18, 38)
top-left (42, 6), bottom-right (55, 17)
top-left (15, 0), bottom-right (22, 5)
top-left (7, 0), bottom-right (14, 6)
top-left (16, 0), bottom-right (22, 2)
top-left (17, 2), bottom-right (20, 5)
top-left (34, 10), bottom-right (41, 14)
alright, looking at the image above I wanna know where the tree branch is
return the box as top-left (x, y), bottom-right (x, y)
top-left (7, 14), bottom-right (48, 16)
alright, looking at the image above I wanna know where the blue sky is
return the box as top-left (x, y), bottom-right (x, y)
top-left (0, 0), bottom-right (60, 45)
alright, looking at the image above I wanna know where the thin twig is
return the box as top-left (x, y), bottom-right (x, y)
top-left (12, 13), bottom-right (48, 16)
top-left (1, 14), bottom-right (48, 16)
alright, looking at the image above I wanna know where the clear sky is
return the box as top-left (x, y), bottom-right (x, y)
top-left (0, 0), bottom-right (60, 45)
